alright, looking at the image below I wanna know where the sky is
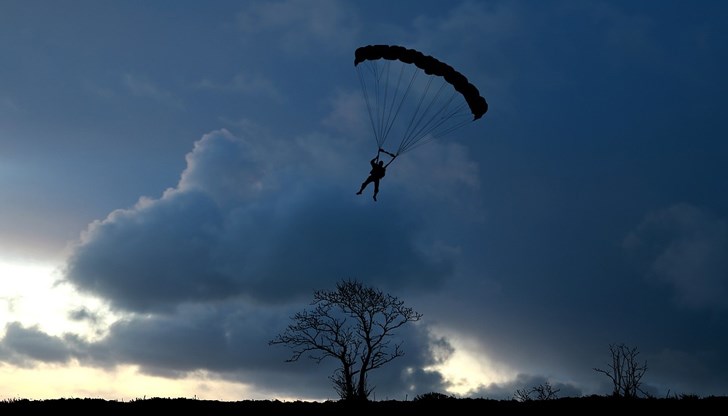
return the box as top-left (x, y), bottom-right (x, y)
top-left (1, 0), bottom-right (727, 402)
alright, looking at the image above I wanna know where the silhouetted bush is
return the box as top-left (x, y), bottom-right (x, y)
top-left (412, 392), bottom-right (456, 401)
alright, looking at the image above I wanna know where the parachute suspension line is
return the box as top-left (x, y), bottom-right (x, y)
top-left (375, 61), bottom-right (389, 149)
top-left (355, 45), bottom-right (488, 158)
top-left (400, 76), bottom-right (449, 153)
top-left (373, 61), bottom-right (391, 150)
top-left (397, 77), bottom-right (473, 155)
top-left (375, 60), bottom-right (410, 152)
top-left (357, 60), bottom-right (407, 152)
top-left (404, 117), bottom-right (472, 154)
top-left (360, 60), bottom-right (421, 156)
top-left (405, 106), bottom-right (473, 154)
top-left (404, 87), bottom-right (469, 152)
top-left (383, 62), bottom-right (420, 156)
top-left (395, 75), bottom-right (433, 155)
top-left (398, 76), bottom-right (460, 154)
top-left (378, 60), bottom-right (396, 151)
top-left (360, 62), bottom-right (474, 156)
top-left (357, 64), bottom-right (383, 151)
top-left (429, 99), bottom-right (472, 137)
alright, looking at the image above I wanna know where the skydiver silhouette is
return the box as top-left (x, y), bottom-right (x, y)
top-left (356, 148), bottom-right (396, 201)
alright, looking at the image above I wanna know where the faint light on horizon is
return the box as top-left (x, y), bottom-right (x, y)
top-left (0, 363), bottom-right (261, 401)
top-left (0, 259), bottom-right (115, 340)
top-left (0, 259), bottom-right (326, 402)
top-left (426, 329), bottom-right (516, 396)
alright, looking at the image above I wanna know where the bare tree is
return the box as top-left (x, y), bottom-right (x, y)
top-left (593, 343), bottom-right (648, 398)
top-left (269, 278), bottom-right (423, 401)
top-left (532, 381), bottom-right (560, 400)
top-left (513, 387), bottom-right (533, 402)
top-left (514, 381), bottom-right (560, 401)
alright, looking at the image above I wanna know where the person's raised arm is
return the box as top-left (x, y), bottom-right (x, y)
top-left (379, 148), bottom-right (396, 158)
top-left (384, 155), bottom-right (397, 168)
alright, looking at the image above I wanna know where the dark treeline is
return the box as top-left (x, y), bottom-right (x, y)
top-left (1, 396), bottom-right (726, 415)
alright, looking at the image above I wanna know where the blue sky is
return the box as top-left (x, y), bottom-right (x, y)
top-left (1, 0), bottom-right (727, 401)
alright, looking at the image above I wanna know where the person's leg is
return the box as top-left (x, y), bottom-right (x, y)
top-left (373, 180), bottom-right (379, 201)
top-left (357, 177), bottom-right (372, 194)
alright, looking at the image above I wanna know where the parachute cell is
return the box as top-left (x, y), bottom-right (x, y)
top-left (354, 44), bottom-right (488, 156)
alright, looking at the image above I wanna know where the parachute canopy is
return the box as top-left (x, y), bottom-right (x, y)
top-left (354, 44), bottom-right (488, 156)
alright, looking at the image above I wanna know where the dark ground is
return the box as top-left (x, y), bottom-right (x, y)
top-left (1, 396), bottom-right (726, 415)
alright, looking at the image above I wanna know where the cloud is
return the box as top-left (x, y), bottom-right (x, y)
top-left (0, 305), bottom-right (450, 400)
top-left (623, 203), bottom-right (728, 310)
top-left (322, 89), bottom-right (369, 137)
top-left (123, 73), bottom-right (183, 109)
top-left (0, 323), bottom-right (74, 366)
top-left (647, 347), bottom-right (728, 397)
top-left (468, 373), bottom-right (583, 400)
top-left (197, 72), bottom-right (284, 102)
top-left (62, 128), bottom-right (461, 314)
top-left (67, 306), bottom-right (102, 326)
top-left (27, 104), bottom-right (486, 398)
top-left (235, 0), bottom-right (359, 53)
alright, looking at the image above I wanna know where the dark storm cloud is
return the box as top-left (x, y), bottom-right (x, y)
top-left (624, 203), bottom-right (728, 310)
top-left (42, 126), bottom-right (469, 399)
top-left (63, 129), bottom-right (456, 313)
top-left (0, 323), bottom-right (74, 365)
top-left (67, 306), bottom-right (102, 325)
top-left (469, 373), bottom-right (583, 400)
top-left (0, 302), bottom-right (449, 400)
top-left (82, 303), bottom-right (291, 376)
top-left (63, 190), bottom-right (233, 312)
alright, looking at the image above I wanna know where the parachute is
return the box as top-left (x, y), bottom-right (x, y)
top-left (354, 44), bottom-right (488, 158)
